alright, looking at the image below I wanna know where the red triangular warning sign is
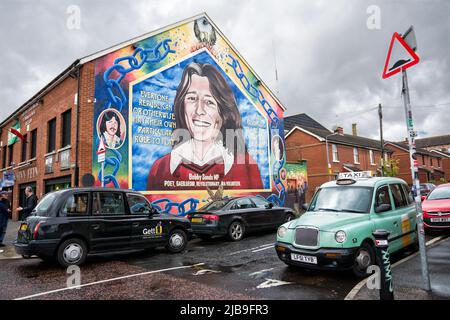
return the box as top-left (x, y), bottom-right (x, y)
top-left (382, 32), bottom-right (420, 79)
top-left (97, 138), bottom-right (106, 154)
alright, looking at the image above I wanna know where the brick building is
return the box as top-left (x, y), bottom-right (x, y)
top-left (0, 14), bottom-right (286, 219)
top-left (285, 114), bottom-right (384, 202)
top-left (384, 142), bottom-right (445, 184)
top-left (0, 61), bottom-right (95, 220)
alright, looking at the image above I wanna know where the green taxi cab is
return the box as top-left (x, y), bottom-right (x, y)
top-left (275, 172), bottom-right (418, 277)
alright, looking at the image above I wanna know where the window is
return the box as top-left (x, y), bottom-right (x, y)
top-left (34, 193), bottom-right (58, 216)
top-left (21, 134), bottom-right (28, 162)
top-left (375, 185), bottom-right (391, 211)
top-left (401, 184), bottom-right (414, 204)
top-left (309, 186), bottom-right (373, 213)
top-left (127, 194), bottom-right (153, 214)
top-left (422, 155), bottom-right (425, 164)
top-left (233, 198), bottom-right (256, 210)
top-left (30, 129), bottom-right (37, 159)
top-left (61, 109), bottom-right (72, 148)
top-left (251, 196), bottom-right (270, 208)
top-left (353, 147), bottom-right (359, 164)
top-left (93, 192), bottom-right (125, 215)
top-left (63, 193), bottom-right (89, 216)
top-left (430, 157), bottom-right (433, 166)
top-left (369, 150), bottom-right (375, 165)
top-left (47, 118), bottom-right (56, 153)
top-left (390, 184), bottom-right (408, 208)
top-left (332, 144), bottom-right (339, 162)
top-left (438, 158), bottom-right (441, 167)
top-left (8, 144), bottom-right (14, 166)
top-left (1, 146), bottom-right (6, 168)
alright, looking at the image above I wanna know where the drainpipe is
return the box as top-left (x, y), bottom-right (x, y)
top-left (74, 64), bottom-right (81, 187)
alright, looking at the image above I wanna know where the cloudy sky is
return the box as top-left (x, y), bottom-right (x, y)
top-left (1, 0), bottom-right (449, 141)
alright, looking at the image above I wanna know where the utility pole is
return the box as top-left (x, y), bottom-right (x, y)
top-left (378, 103), bottom-right (385, 176)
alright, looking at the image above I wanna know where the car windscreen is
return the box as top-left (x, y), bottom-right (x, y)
top-left (200, 199), bottom-right (232, 211)
top-left (309, 186), bottom-right (373, 213)
top-left (33, 193), bottom-right (58, 216)
top-left (427, 187), bottom-right (450, 200)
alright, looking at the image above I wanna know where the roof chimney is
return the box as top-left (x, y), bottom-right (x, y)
top-left (352, 123), bottom-right (357, 136)
top-left (334, 126), bottom-right (344, 135)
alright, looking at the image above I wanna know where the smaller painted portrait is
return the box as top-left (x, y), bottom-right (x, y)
top-left (97, 109), bottom-right (126, 150)
top-left (272, 135), bottom-right (284, 162)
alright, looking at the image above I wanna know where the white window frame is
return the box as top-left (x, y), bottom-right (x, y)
top-left (332, 144), bottom-right (339, 162)
top-left (353, 147), bottom-right (360, 164)
top-left (369, 150), bottom-right (375, 165)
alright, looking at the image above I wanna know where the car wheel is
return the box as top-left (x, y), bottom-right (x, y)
top-left (284, 213), bottom-right (295, 223)
top-left (166, 229), bottom-right (188, 253)
top-left (198, 234), bottom-right (212, 240)
top-left (228, 221), bottom-right (245, 241)
top-left (56, 238), bottom-right (87, 267)
top-left (352, 242), bottom-right (375, 278)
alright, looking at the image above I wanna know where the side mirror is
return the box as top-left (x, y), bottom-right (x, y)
top-left (302, 203), bottom-right (309, 211)
top-left (375, 203), bottom-right (391, 213)
top-left (266, 202), bottom-right (274, 209)
top-left (421, 196), bottom-right (426, 202)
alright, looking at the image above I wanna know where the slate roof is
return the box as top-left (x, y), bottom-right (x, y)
top-left (284, 113), bottom-right (331, 133)
top-left (386, 142), bottom-right (442, 158)
top-left (415, 135), bottom-right (450, 148)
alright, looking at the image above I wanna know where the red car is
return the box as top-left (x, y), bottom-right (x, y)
top-left (422, 183), bottom-right (450, 230)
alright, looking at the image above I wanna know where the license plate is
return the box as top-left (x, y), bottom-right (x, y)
top-left (430, 217), bottom-right (450, 223)
top-left (191, 218), bottom-right (203, 223)
top-left (291, 253), bottom-right (317, 264)
top-left (20, 224), bottom-right (28, 231)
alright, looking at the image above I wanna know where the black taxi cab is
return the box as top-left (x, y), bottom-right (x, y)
top-left (14, 188), bottom-right (192, 267)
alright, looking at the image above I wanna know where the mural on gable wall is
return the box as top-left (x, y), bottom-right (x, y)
top-left (92, 15), bottom-right (287, 215)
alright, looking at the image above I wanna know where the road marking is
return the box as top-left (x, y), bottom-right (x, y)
top-left (344, 235), bottom-right (447, 300)
top-left (228, 243), bottom-right (274, 256)
top-left (193, 269), bottom-right (221, 276)
top-left (256, 278), bottom-right (292, 289)
top-left (14, 263), bottom-right (205, 300)
top-left (252, 246), bottom-right (275, 253)
top-left (249, 268), bottom-right (274, 277)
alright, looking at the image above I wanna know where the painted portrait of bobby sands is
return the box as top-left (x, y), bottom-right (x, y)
top-left (146, 62), bottom-right (264, 191)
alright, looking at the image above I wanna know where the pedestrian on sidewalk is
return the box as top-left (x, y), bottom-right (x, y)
top-left (0, 191), bottom-right (10, 247)
top-left (16, 186), bottom-right (38, 221)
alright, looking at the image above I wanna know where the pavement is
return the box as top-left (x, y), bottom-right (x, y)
top-left (0, 220), bottom-right (21, 259)
top-left (351, 235), bottom-right (450, 300)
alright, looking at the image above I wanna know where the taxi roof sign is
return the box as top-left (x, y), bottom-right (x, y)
top-left (337, 171), bottom-right (373, 180)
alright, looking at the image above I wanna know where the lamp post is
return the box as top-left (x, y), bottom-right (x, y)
top-left (325, 133), bottom-right (338, 181)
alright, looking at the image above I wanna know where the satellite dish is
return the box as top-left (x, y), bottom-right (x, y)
top-left (81, 174), bottom-right (95, 187)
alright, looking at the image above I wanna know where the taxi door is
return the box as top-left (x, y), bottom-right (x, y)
top-left (372, 184), bottom-right (398, 252)
top-left (89, 192), bottom-right (131, 252)
top-left (126, 194), bottom-right (169, 249)
top-left (389, 183), bottom-right (416, 251)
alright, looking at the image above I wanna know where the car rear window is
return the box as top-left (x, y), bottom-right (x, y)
top-left (34, 193), bottom-right (58, 216)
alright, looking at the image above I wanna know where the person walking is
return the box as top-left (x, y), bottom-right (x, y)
top-left (16, 187), bottom-right (38, 221)
top-left (0, 192), bottom-right (10, 247)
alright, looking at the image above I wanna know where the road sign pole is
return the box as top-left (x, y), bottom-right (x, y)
top-left (401, 69), bottom-right (431, 291)
top-left (101, 161), bottom-right (105, 187)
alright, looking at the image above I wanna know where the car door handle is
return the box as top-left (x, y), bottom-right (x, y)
top-left (132, 222), bottom-right (140, 227)
top-left (91, 224), bottom-right (100, 230)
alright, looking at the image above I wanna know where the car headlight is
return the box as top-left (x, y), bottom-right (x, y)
top-left (278, 226), bottom-right (287, 238)
top-left (335, 230), bottom-right (347, 243)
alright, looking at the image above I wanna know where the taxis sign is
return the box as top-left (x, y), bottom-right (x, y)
top-left (337, 171), bottom-right (372, 180)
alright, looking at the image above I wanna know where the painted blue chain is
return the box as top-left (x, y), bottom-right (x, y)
top-left (99, 38), bottom-right (200, 215)
top-left (99, 39), bottom-right (176, 188)
top-left (227, 54), bottom-right (286, 206)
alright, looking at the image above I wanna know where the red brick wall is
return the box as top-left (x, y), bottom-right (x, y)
top-left (286, 129), bottom-right (381, 202)
top-left (0, 61), bottom-right (95, 220)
